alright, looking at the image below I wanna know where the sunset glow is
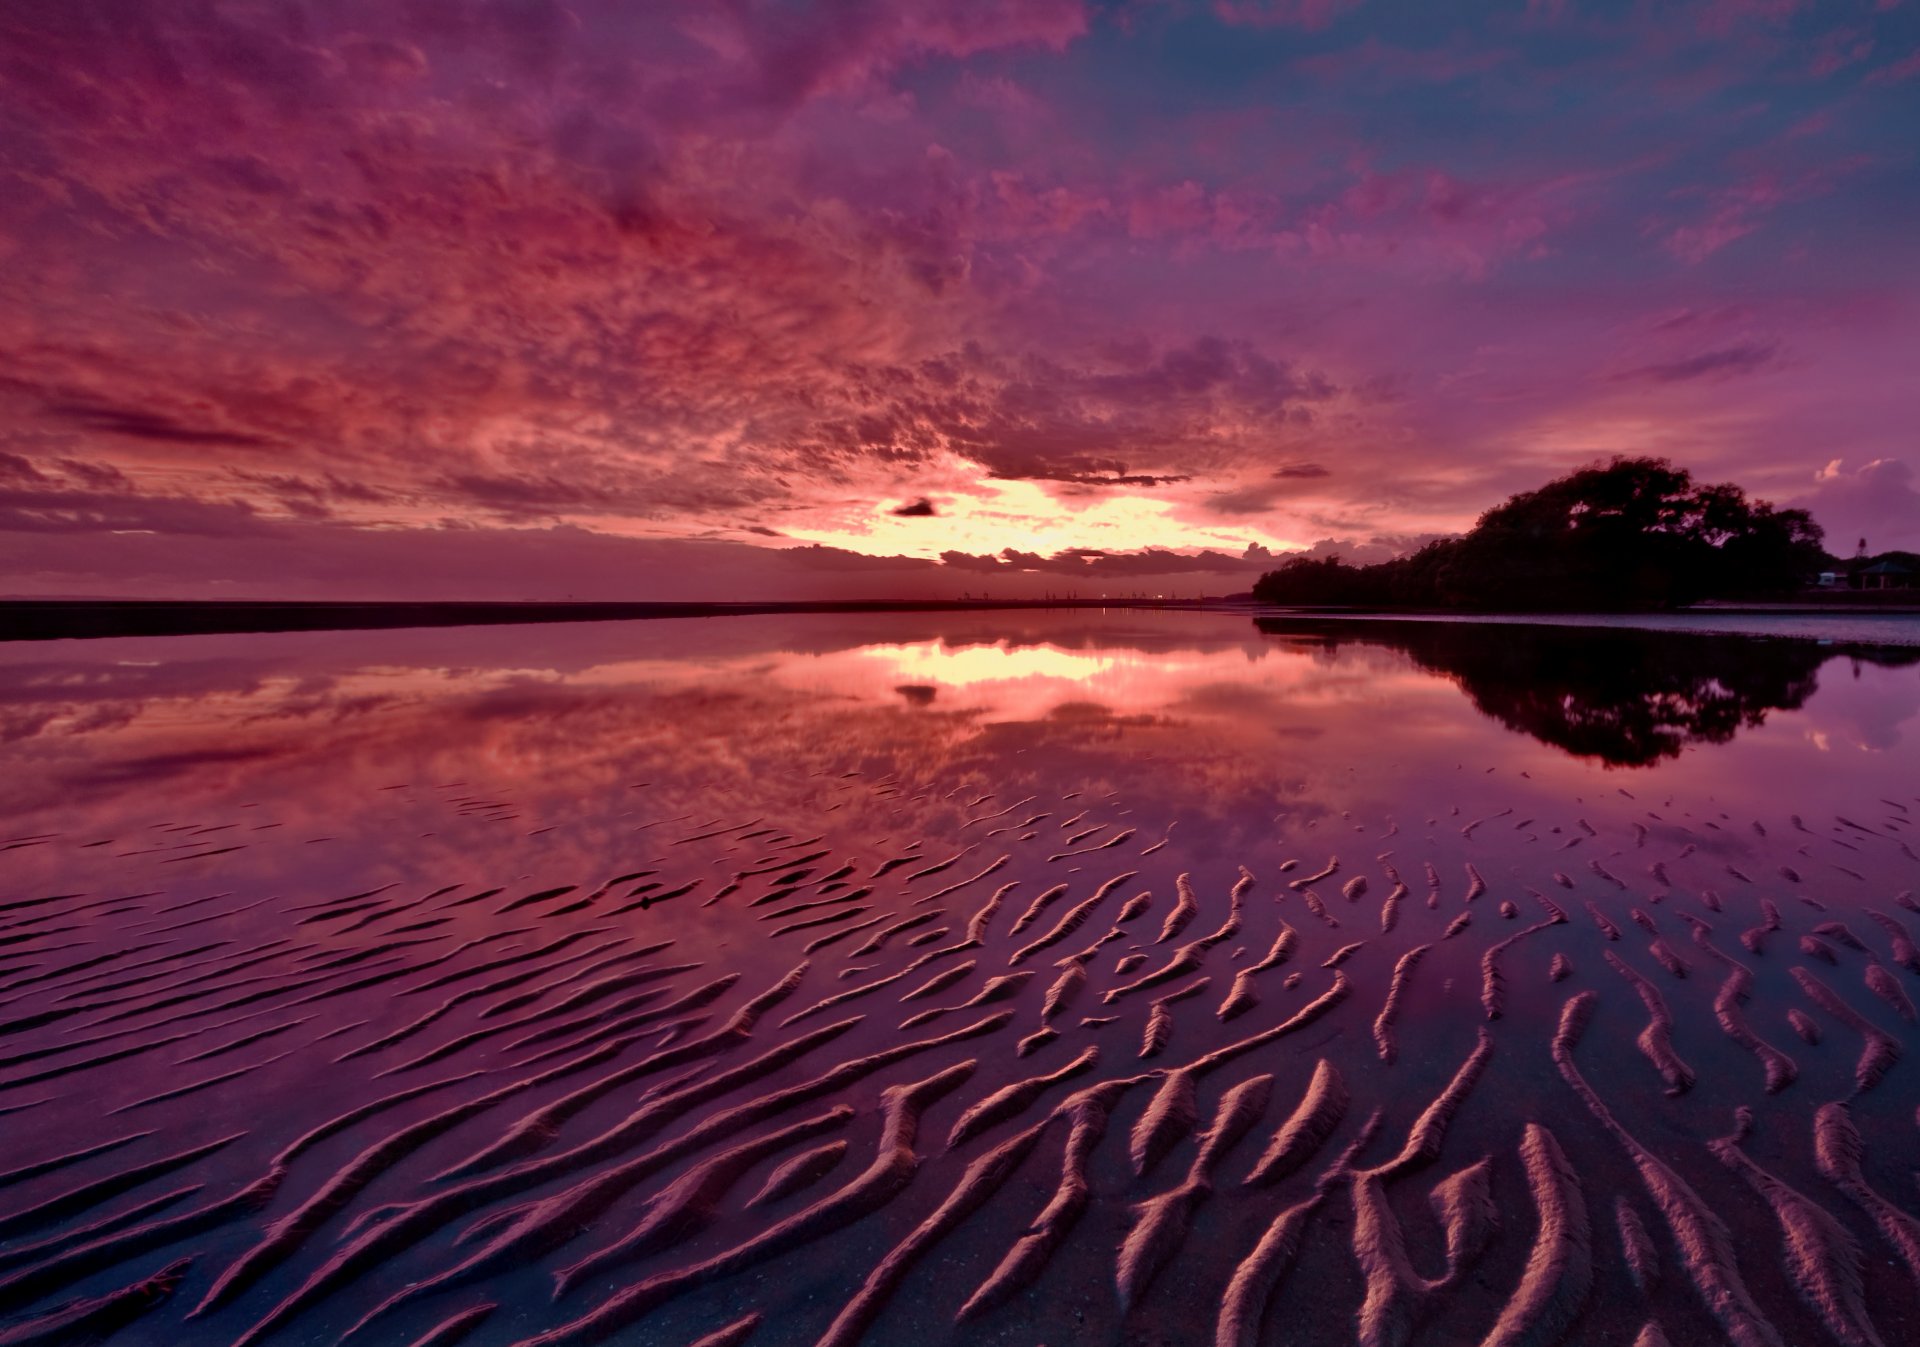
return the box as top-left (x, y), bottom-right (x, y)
top-left (2, 1), bottom-right (1916, 600)
top-left (8, 11), bottom-right (1920, 1341)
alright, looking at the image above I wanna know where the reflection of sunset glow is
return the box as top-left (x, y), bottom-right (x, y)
top-left (860, 641), bottom-right (1124, 687)
top-left (835, 635), bottom-right (1455, 726)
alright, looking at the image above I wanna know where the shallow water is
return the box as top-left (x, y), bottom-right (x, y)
top-left (1, 611), bottom-right (1917, 1347)
top-left (1262, 606), bottom-right (1920, 648)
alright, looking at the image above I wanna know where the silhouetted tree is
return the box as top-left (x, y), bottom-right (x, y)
top-left (1253, 457), bottom-right (1826, 610)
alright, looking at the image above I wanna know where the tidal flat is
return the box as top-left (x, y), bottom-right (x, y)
top-left (1, 610), bottom-right (1917, 1347)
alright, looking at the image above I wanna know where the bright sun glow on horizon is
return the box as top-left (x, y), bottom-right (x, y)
top-left (777, 478), bottom-right (1298, 563)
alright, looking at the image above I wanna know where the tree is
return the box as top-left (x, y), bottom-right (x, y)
top-left (1253, 457), bottom-right (1826, 611)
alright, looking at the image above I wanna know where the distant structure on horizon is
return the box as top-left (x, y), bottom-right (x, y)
top-left (1857, 559), bottom-right (1914, 590)
top-left (1819, 537), bottom-right (1917, 590)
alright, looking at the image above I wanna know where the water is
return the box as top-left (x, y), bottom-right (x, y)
top-left (1257, 607), bottom-right (1920, 647)
top-left (1, 611), bottom-right (1916, 1346)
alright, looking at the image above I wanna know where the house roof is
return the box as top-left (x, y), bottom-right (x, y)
top-left (1860, 560), bottom-right (1914, 575)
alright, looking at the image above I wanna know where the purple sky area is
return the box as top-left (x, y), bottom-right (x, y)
top-left (2, 0), bottom-right (1916, 599)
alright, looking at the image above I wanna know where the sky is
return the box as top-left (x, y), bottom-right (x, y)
top-left (1, 0), bottom-right (1916, 601)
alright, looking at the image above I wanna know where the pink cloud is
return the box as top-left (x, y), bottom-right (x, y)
top-left (1793, 459), bottom-right (1920, 553)
top-left (1808, 28), bottom-right (1875, 76)
top-left (1865, 48), bottom-right (1920, 81)
top-left (1654, 156), bottom-right (1868, 263)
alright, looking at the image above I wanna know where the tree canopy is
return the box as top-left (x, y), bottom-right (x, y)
top-left (1252, 457), bottom-right (1826, 610)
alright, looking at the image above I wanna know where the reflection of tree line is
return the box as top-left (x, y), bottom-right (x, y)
top-left (1255, 617), bottom-right (1920, 767)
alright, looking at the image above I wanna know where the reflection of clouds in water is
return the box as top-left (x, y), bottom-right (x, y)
top-left (1797, 659), bottom-right (1920, 753)
top-left (840, 634), bottom-right (1441, 726)
top-left (3, 611), bottom-right (1918, 907)
top-left (0, 628), bottom-right (1433, 778)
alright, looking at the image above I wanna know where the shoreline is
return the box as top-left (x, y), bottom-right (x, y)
top-left (2, 594), bottom-right (1916, 644)
top-left (0, 596), bottom-right (1220, 643)
top-left (1254, 606), bottom-right (1920, 649)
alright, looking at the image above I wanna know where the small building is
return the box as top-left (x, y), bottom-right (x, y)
top-left (1858, 559), bottom-right (1914, 590)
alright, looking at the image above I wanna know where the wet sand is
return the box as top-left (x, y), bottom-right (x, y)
top-left (0, 612), bottom-right (1917, 1346)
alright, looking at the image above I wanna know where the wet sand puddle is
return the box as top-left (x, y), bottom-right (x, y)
top-left (1, 612), bottom-right (1917, 1346)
